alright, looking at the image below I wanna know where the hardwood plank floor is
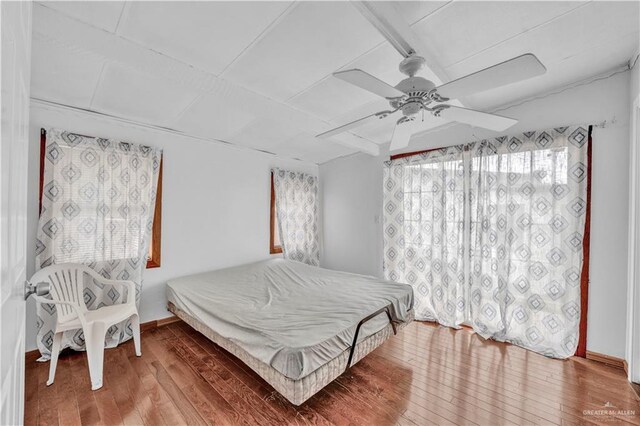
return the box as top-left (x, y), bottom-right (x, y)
top-left (25, 321), bottom-right (640, 425)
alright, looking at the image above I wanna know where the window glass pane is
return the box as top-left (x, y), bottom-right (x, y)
top-left (274, 208), bottom-right (281, 247)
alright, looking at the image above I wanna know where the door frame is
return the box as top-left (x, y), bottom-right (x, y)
top-left (627, 95), bottom-right (640, 384)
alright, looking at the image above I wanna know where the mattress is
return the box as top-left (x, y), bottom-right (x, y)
top-left (166, 258), bottom-right (413, 380)
top-left (168, 302), bottom-right (414, 406)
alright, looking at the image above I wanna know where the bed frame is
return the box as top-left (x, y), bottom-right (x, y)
top-left (168, 302), bottom-right (414, 405)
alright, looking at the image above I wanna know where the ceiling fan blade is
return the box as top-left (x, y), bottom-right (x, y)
top-left (317, 111), bottom-right (392, 138)
top-left (434, 54), bottom-right (546, 100)
top-left (438, 106), bottom-right (517, 132)
top-left (389, 119), bottom-right (416, 151)
top-left (334, 69), bottom-right (405, 99)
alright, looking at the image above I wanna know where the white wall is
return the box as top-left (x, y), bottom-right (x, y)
top-left (25, 103), bottom-right (317, 351)
top-left (322, 153), bottom-right (384, 278)
top-left (322, 68), bottom-right (632, 358)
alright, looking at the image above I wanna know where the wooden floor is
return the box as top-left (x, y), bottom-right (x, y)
top-left (25, 321), bottom-right (640, 426)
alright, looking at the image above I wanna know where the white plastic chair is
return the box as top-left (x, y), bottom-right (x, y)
top-left (29, 264), bottom-right (141, 390)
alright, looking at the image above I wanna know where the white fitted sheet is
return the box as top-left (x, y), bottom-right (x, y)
top-left (166, 259), bottom-right (413, 380)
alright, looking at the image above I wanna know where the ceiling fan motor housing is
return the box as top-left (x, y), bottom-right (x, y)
top-left (394, 76), bottom-right (436, 116)
top-left (395, 76), bottom-right (436, 97)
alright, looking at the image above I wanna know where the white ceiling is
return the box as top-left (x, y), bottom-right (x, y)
top-left (31, 1), bottom-right (639, 164)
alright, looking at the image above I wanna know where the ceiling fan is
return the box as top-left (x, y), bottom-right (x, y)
top-left (316, 4), bottom-right (547, 151)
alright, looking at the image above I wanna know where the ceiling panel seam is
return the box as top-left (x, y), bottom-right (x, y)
top-left (36, 2), bottom-right (117, 34)
top-left (218, 1), bottom-right (299, 78)
top-left (444, 1), bottom-right (592, 70)
top-left (172, 92), bottom-right (206, 125)
top-left (31, 97), bottom-right (320, 165)
top-left (285, 0), bottom-right (454, 103)
top-left (88, 62), bottom-right (107, 110)
top-left (113, 1), bottom-right (131, 35)
top-left (407, 0), bottom-right (453, 29)
top-left (34, 4), bottom-right (380, 154)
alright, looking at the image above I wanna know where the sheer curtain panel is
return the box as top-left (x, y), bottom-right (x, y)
top-left (383, 125), bottom-right (590, 358)
top-left (383, 147), bottom-right (467, 327)
top-left (469, 126), bottom-right (589, 358)
top-left (35, 128), bottom-right (162, 359)
top-left (272, 168), bottom-right (320, 266)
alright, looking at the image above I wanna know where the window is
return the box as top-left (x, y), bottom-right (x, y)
top-left (270, 168), bottom-right (320, 265)
top-left (270, 172), bottom-right (282, 254)
top-left (38, 129), bottom-right (163, 268)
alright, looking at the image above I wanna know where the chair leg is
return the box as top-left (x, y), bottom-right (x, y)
top-left (131, 314), bottom-right (142, 357)
top-left (84, 322), bottom-right (106, 391)
top-left (46, 332), bottom-right (63, 386)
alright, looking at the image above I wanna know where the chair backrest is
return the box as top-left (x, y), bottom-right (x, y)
top-left (30, 264), bottom-right (91, 323)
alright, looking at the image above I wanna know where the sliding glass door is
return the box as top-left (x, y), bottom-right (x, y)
top-left (384, 147), bottom-right (467, 327)
top-left (383, 126), bottom-right (590, 358)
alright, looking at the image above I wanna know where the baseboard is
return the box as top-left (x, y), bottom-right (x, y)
top-left (25, 315), bottom-right (181, 358)
top-left (156, 315), bottom-right (182, 327)
top-left (585, 350), bottom-right (626, 370)
top-left (141, 314), bottom-right (181, 331)
top-left (631, 382), bottom-right (640, 399)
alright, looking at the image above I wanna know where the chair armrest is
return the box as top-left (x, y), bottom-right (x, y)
top-left (99, 279), bottom-right (136, 306)
top-left (32, 295), bottom-right (86, 327)
top-left (80, 267), bottom-right (136, 306)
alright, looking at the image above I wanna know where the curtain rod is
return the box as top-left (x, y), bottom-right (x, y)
top-left (31, 98), bottom-right (316, 165)
top-left (390, 123), bottom-right (598, 162)
top-left (41, 127), bottom-right (94, 139)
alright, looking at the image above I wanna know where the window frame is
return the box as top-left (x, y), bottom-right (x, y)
top-left (270, 172), bottom-right (283, 254)
top-left (38, 128), bottom-right (163, 269)
top-left (146, 157), bottom-right (162, 268)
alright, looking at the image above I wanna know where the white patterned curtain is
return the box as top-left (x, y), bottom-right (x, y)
top-left (272, 168), bottom-right (319, 266)
top-left (383, 125), bottom-right (590, 358)
top-left (468, 126), bottom-right (589, 358)
top-left (383, 147), bottom-right (467, 327)
top-left (35, 128), bottom-right (162, 359)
